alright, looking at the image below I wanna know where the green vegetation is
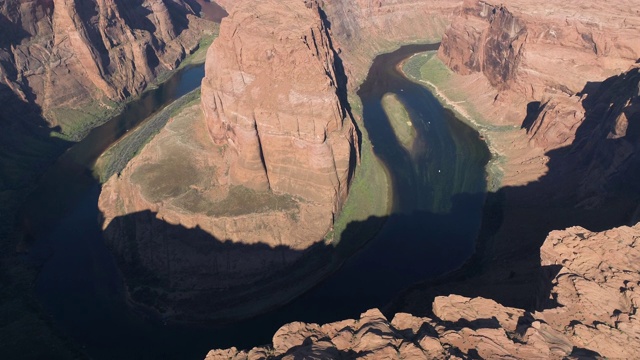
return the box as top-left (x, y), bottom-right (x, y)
top-left (403, 52), bottom-right (485, 122)
top-left (48, 98), bottom-right (122, 142)
top-left (326, 94), bottom-right (391, 247)
top-left (94, 89), bottom-right (202, 183)
top-left (381, 93), bottom-right (417, 150)
top-left (152, 30), bottom-right (218, 86)
top-left (176, 186), bottom-right (299, 218)
top-left (53, 29), bottom-right (219, 143)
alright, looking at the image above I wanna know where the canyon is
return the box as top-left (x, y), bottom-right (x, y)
top-left (0, 0), bottom-right (638, 358)
top-left (0, 0), bottom-right (218, 358)
top-left (205, 0), bottom-right (640, 358)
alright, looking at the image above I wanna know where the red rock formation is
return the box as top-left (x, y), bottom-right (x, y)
top-left (0, 0), bottom-right (213, 130)
top-left (207, 224), bottom-right (640, 359)
top-left (99, 0), bottom-right (359, 322)
top-left (438, 0), bottom-right (640, 139)
top-left (200, 0), bottom-right (357, 211)
top-left (439, 0), bottom-right (526, 88)
top-left (437, 0), bottom-right (640, 206)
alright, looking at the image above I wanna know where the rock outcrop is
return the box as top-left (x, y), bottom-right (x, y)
top-left (438, 0), bottom-right (639, 149)
top-left (439, 1), bottom-right (527, 89)
top-left (0, 0), bottom-right (213, 133)
top-left (99, 0), bottom-right (358, 321)
top-left (200, 0), bottom-right (357, 211)
top-left (207, 223), bottom-right (640, 359)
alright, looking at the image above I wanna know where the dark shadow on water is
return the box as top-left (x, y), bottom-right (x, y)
top-left (19, 41), bottom-right (639, 359)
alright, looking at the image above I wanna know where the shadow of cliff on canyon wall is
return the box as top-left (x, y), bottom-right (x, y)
top-left (318, 5), bottom-right (363, 163)
top-left (388, 67), bottom-right (640, 317)
top-left (0, 83), bottom-right (71, 193)
top-left (114, 0), bottom-right (157, 34)
top-left (100, 209), bottom-right (350, 323)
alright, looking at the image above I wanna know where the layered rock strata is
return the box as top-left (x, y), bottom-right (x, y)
top-left (200, 0), bottom-right (357, 212)
top-left (438, 0), bottom-right (640, 165)
top-left (204, 1), bottom-right (640, 358)
top-left (382, 0), bottom-right (640, 342)
top-left (318, 0), bottom-right (460, 86)
top-left (207, 224), bottom-right (640, 359)
top-left (0, 0), bottom-right (213, 131)
top-left (99, 0), bottom-right (357, 321)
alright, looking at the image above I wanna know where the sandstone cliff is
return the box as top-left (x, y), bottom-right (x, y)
top-left (207, 223), bottom-right (640, 359)
top-left (202, 1), bottom-right (640, 358)
top-left (434, 0), bottom-right (640, 204)
top-left (99, 0), bottom-right (358, 321)
top-left (200, 0), bottom-right (357, 212)
top-left (215, 0), bottom-right (460, 87)
top-left (438, 0), bottom-right (639, 147)
top-left (0, 0), bottom-right (213, 134)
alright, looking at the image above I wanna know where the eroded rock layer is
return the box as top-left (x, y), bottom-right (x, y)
top-left (0, 0), bottom-right (212, 130)
top-left (207, 224), bottom-right (640, 359)
top-left (99, 0), bottom-right (358, 321)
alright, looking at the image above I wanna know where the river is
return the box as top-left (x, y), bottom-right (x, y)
top-left (24, 44), bottom-right (489, 359)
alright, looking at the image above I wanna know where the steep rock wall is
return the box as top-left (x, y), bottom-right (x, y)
top-left (200, 0), bottom-right (357, 212)
top-left (437, 0), bottom-right (640, 206)
top-left (439, 0), bottom-right (526, 88)
top-left (438, 0), bottom-right (639, 133)
top-left (321, 0), bottom-right (459, 86)
top-left (0, 0), bottom-right (212, 130)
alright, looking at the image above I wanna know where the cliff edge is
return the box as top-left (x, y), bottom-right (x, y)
top-left (200, 0), bottom-right (357, 212)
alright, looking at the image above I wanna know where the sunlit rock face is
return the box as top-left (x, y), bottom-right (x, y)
top-left (439, 0), bottom-right (526, 88)
top-left (0, 0), bottom-right (212, 128)
top-left (200, 0), bottom-right (357, 212)
top-left (320, 0), bottom-right (460, 86)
